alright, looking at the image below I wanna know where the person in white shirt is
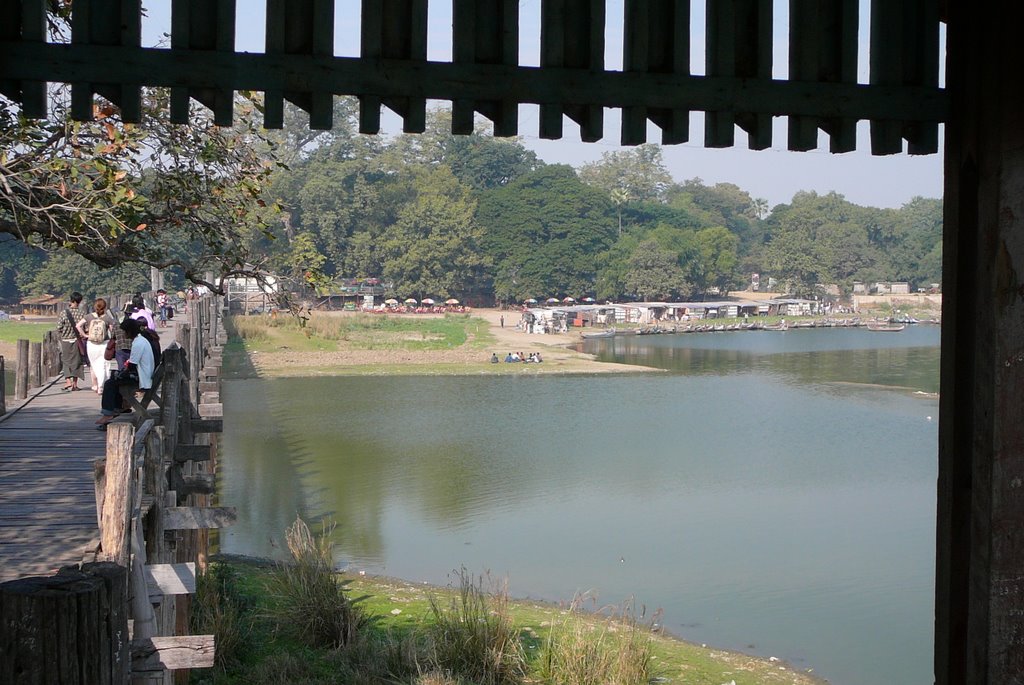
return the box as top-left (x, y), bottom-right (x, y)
top-left (96, 318), bottom-right (156, 427)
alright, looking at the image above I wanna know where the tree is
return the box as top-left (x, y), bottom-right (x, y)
top-left (624, 239), bottom-right (690, 301)
top-left (22, 250), bottom-right (149, 299)
top-left (692, 226), bottom-right (741, 294)
top-left (1, 90), bottom-right (282, 292)
top-left (377, 167), bottom-right (490, 300)
top-left (477, 165), bottom-right (616, 302)
top-left (579, 144), bottom-right (673, 203)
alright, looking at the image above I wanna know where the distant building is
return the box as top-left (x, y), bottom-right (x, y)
top-left (222, 271), bottom-right (279, 314)
top-left (19, 294), bottom-right (64, 316)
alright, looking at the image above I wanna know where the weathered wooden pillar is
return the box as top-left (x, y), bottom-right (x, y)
top-left (0, 562), bottom-right (130, 685)
top-left (42, 331), bottom-right (59, 377)
top-left (28, 341), bottom-right (41, 388)
top-left (0, 355), bottom-right (6, 414)
top-left (15, 338), bottom-right (28, 399)
top-left (935, 2), bottom-right (1024, 683)
top-left (100, 423), bottom-right (136, 568)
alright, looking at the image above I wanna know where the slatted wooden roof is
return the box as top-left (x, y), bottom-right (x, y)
top-left (0, 0), bottom-right (946, 153)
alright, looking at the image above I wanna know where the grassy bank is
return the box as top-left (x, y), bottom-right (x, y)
top-left (222, 312), bottom-right (624, 377)
top-left (194, 520), bottom-right (822, 685)
top-left (0, 321), bottom-right (51, 345)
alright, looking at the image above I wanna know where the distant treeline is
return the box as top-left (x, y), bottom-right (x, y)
top-left (0, 100), bottom-right (941, 305)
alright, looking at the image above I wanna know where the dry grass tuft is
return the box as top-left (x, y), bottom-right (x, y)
top-left (537, 596), bottom-right (658, 685)
top-left (267, 516), bottom-right (368, 649)
top-left (425, 568), bottom-right (528, 685)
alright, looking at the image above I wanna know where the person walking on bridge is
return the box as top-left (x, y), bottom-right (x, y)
top-left (57, 291), bottom-right (86, 391)
top-left (77, 298), bottom-right (116, 394)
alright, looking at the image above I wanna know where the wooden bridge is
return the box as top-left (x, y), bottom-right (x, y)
top-left (0, 296), bottom-right (232, 683)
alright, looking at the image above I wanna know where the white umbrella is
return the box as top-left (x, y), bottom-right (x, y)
top-left (445, 298), bottom-right (460, 305)
top-left (422, 298), bottom-right (436, 305)
top-left (384, 298), bottom-right (398, 305)
top-left (545, 297), bottom-right (560, 304)
top-left (524, 298), bottom-right (538, 304)
top-left (563, 296), bottom-right (576, 303)
top-left (404, 298), bottom-right (418, 304)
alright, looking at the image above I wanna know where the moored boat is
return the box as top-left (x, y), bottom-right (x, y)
top-left (866, 322), bottom-right (906, 332)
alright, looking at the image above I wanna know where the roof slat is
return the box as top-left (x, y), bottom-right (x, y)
top-left (452, 0), bottom-right (519, 137)
top-left (870, 0), bottom-right (941, 155)
top-left (788, 0), bottom-right (858, 153)
top-left (623, 0), bottom-right (690, 146)
top-left (170, 0), bottom-right (235, 126)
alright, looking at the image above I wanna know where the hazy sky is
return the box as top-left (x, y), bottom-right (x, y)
top-left (142, 0), bottom-right (945, 209)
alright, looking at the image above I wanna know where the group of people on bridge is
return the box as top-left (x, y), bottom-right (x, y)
top-left (56, 291), bottom-right (164, 429)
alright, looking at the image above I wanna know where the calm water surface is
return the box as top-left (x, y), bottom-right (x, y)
top-left (220, 325), bottom-right (940, 685)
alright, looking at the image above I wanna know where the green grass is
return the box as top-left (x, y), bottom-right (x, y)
top-left (0, 321), bottom-right (51, 344)
top-left (227, 313), bottom-right (496, 355)
top-left (192, 552), bottom-right (823, 685)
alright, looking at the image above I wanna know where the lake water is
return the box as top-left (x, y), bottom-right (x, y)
top-left (220, 325), bottom-right (940, 685)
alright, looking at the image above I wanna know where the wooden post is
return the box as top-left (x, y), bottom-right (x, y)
top-left (43, 331), bottom-right (59, 377)
top-left (100, 424), bottom-right (136, 568)
top-left (29, 341), bottom-right (42, 388)
top-left (936, 3), bottom-right (1024, 682)
top-left (0, 562), bottom-right (130, 685)
top-left (15, 338), bottom-right (28, 400)
top-left (0, 355), bottom-right (6, 415)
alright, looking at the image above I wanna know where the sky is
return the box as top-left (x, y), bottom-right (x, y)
top-left (141, 0), bottom-right (945, 210)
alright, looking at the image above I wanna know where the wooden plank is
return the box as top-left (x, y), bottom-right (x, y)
top-left (170, 471), bottom-right (215, 496)
top-left (131, 635), bottom-right (215, 672)
top-left (198, 403), bottom-right (223, 418)
top-left (174, 444), bottom-right (211, 463)
top-left (162, 507), bottom-right (236, 530)
top-left (145, 562), bottom-right (196, 599)
top-left (190, 418), bottom-right (223, 433)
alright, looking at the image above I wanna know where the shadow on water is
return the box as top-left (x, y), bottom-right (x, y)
top-left (219, 326), bottom-right (941, 685)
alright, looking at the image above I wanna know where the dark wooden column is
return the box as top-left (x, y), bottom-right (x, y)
top-left (936, 2), bottom-right (1024, 683)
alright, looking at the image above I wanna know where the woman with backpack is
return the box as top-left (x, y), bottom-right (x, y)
top-left (76, 298), bottom-right (117, 394)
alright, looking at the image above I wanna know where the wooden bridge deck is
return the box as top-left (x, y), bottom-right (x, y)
top-left (0, 379), bottom-right (108, 581)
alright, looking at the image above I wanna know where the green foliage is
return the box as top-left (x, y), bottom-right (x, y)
top-left (477, 165), bottom-right (616, 301)
top-left (192, 564), bottom-right (253, 672)
top-left (22, 250), bottom-right (149, 300)
top-left (378, 167), bottom-right (491, 300)
top-left (1, 85), bottom-right (283, 291)
top-left (624, 240), bottom-right (690, 300)
top-left (578, 144), bottom-right (673, 203)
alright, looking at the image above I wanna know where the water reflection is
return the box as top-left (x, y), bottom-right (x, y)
top-left (219, 327), bottom-right (940, 685)
top-left (583, 326), bottom-right (940, 394)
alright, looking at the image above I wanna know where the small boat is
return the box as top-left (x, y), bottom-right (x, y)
top-left (582, 330), bottom-right (615, 339)
top-left (761, 321), bottom-right (788, 331)
top-left (867, 322), bottom-right (906, 332)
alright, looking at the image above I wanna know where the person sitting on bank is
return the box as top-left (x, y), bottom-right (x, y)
top-left (95, 318), bottom-right (155, 428)
top-left (490, 353), bottom-right (499, 363)
top-left (504, 352), bottom-right (514, 363)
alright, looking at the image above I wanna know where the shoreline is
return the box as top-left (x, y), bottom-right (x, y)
top-left (211, 552), bottom-right (827, 685)
top-left (227, 307), bottom-right (664, 378)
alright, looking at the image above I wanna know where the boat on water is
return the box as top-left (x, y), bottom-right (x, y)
top-left (581, 329), bottom-right (615, 339)
top-left (761, 321), bottom-right (789, 331)
top-left (866, 322), bottom-right (907, 332)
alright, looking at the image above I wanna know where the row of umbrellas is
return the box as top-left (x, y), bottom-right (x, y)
top-left (525, 297), bottom-right (597, 305)
top-left (383, 298), bottom-right (460, 305)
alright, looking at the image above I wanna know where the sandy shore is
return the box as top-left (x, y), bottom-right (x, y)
top-left (239, 308), bottom-right (658, 377)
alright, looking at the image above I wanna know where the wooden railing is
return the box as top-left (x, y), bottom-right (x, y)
top-left (0, 295), bottom-right (233, 684)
